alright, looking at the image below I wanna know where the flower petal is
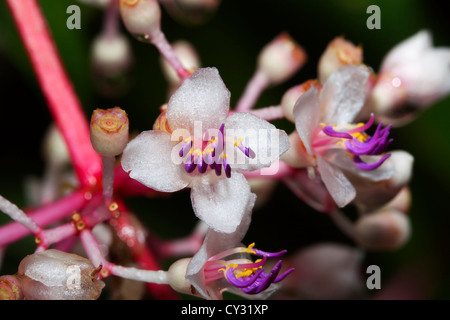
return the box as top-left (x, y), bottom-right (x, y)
top-left (186, 193), bottom-right (256, 299)
top-left (224, 112), bottom-right (290, 172)
top-left (317, 156), bottom-right (356, 208)
top-left (324, 149), bottom-right (394, 182)
top-left (166, 67), bottom-right (230, 133)
top-left (121, 130), bottom-right (191, 192)
top-left (292, 86), bottom-right (321, 155)
top-left (190, 172), bottom-right (253, 233)
top-left (319, 65), bottom-right (370, 124)
top-left (380, 30), bottom-right (432, 72)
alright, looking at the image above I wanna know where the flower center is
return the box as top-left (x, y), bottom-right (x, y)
top-left (178, 123), bottom-right (255, 178)
top-left (315, 114), bottom-right (393, 170)
top-left (203, 243), bottom-right (294, 295)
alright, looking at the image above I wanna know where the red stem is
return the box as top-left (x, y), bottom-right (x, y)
top-left (6, 0), bottom-right (102, 188)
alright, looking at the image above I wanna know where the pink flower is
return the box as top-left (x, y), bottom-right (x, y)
top-left (291, 65), bottom-right (394, 207)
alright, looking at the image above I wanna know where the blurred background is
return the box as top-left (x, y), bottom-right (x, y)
top-left (0, 0), bottom-right (449, 299)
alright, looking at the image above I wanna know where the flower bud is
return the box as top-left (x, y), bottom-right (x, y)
top-left (257, 33), bottom-right (307, 85)
top-left (281, 79), bottom-right (322, 122)
top-left (0, 275), bottom-right (24, 300)
top-left (354, 209), bottom-right (411, 251)
top-left (91, 33), bottom-right (133, 79)
top-left (90, 107), bottom-right (129, 157)
top-left (161, 0), bottom-right (221, 25)
top-left (77, 0), bottom-right (111, 8)
top-left (167, 258), bottom-right (198, 296)
top-left (160, 40), bottom-right (201, 88)
top-left (350, 150), bottom-right (414, 212)
top-left (119, 0), bottom-right (161, 39)
top-left (42, 124), bottom-right (70, 166)
top-left (318, 37), bottom-right (363, 83)
top-left (278, 243), bottom-right (364, 300)
top-left (17, 249), bottom-right (105, 300)
top-left (280, 131), bottom-right (315, 168)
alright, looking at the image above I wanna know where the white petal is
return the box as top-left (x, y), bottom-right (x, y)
top-left (186, 193), bottom-right (256, 299)
top-left (224, 112), bottom-right (290, 171)
top-left (166, 67), bottom-right (230, 133)
top-left (190, 172), bottom-right (252, 234)
top-left (292, 87), bottom-right (321, 155)
top-left (398, 48), bottom-right (450, 106)
top-left (319, 65), bottom-right (370, 124)
top-left (324, 149), bottom-right (394, 182)
top-left (317, 156), bottom-right (356, 208)
top-left (121, 130), bottom-right (190, 192)
top-left (380, 30), bottom-right (432, 72)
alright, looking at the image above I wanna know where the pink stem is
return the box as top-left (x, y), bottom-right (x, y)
top-left (150, 29), bottom-right (191, 82)
top-left (7, 0), bottom-right (102, 188)
top-left (248, 105), bottom-right (284, 120)
top-left (0, 189), bottom-right (92, 247)
top-left (235, 70), bottom-right (270, 112)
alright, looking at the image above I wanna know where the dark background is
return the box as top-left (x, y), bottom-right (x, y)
top-left (0, 0), bottom-right (449, 299)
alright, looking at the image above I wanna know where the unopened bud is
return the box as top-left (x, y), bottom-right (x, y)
top-left (161, 40), bottom-right (201, 87)
top-left (167, 258), bottom-right (198, 296)
top-left (280, 131), bottom-right (315, 168)
top-left (355, 209), bottom-right (411, 251)
top-left (119, 0), bottom-right (161, 39)
top-left (0, 275), bottom-right (24, 300)
top-left (318, 37), bottom-right (363, 83)
top-left (257, 33), bottom-right (307, 85)
top-left (90, 107), bottom-right (129, 157)
top-left (91, 33), bottom-right (133, 78)
top-left (281, 79), bottom-right (322, 122)
top-left (17, 249), bottom-right (105, 300)
top-left (161, 0), bottom-right (221, 25)
top-left (42, 124), bottom-right (70, 166)
top-left (77, 0), bottom-right (111, 8)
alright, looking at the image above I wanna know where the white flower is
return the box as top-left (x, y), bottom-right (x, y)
top-left (121, 67), bottom-right (289, 233)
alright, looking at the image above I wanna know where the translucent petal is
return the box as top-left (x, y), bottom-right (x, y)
top-left (166, 67), bottom-right (230, 133)
top-left (317, 156), bottom-right (356, 208)
top-left (292, 86), bottom-right (321, 155)
top-left (190, 172), bottom-right (252, 234)
top-left (319, 65), bottom-right (370, 125)
top-left (224, 112), bottom-right (289, 172)
top-left (121, 130), bottom-right (191, 192)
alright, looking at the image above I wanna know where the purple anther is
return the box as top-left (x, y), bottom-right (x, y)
top-left (179, 139), bottom-right (192, 157)
top-left (198, 157), bottom-right (208, 174)
top-left (241, 260), bottom-right (284, 295)
top-left (322, 125), bottom-right (353, 139)
top-left (253, 248), bottom-right (287, 258)
top-left (353, 153), bottom-right (392, 171)
top-left (223, 157), bottom-right (231, 178)
top-left (236, 141), bottom-right (256, 159)
top-left (226, 268), bottom-right (263, 288)
top-left (184, 154), bottom-right (197, 173)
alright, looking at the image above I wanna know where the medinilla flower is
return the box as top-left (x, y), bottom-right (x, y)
top-left (121, 67), bottom-right (289, 233)
top-left (184, 194), bottom-right (294, 300)
top-left (290, 65), bottom-right (394, 208)
top-left (369, 30), bottom-right (450, 126)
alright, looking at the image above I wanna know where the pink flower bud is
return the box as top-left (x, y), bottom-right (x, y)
top-left (281, 79), bottom-right (322, 122)
top-left (354, 209), bottom-right (411, 251)
top-left (119, 0), bottom-right (161, 39)
top-left (257, 33), bottom-right (307, 85)
top-left (318, 37), bottom-right (363, 83)
top-left (90, 107), bottom-right (129, 156)
top-left (17, 249), bottom-right (105, 300)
